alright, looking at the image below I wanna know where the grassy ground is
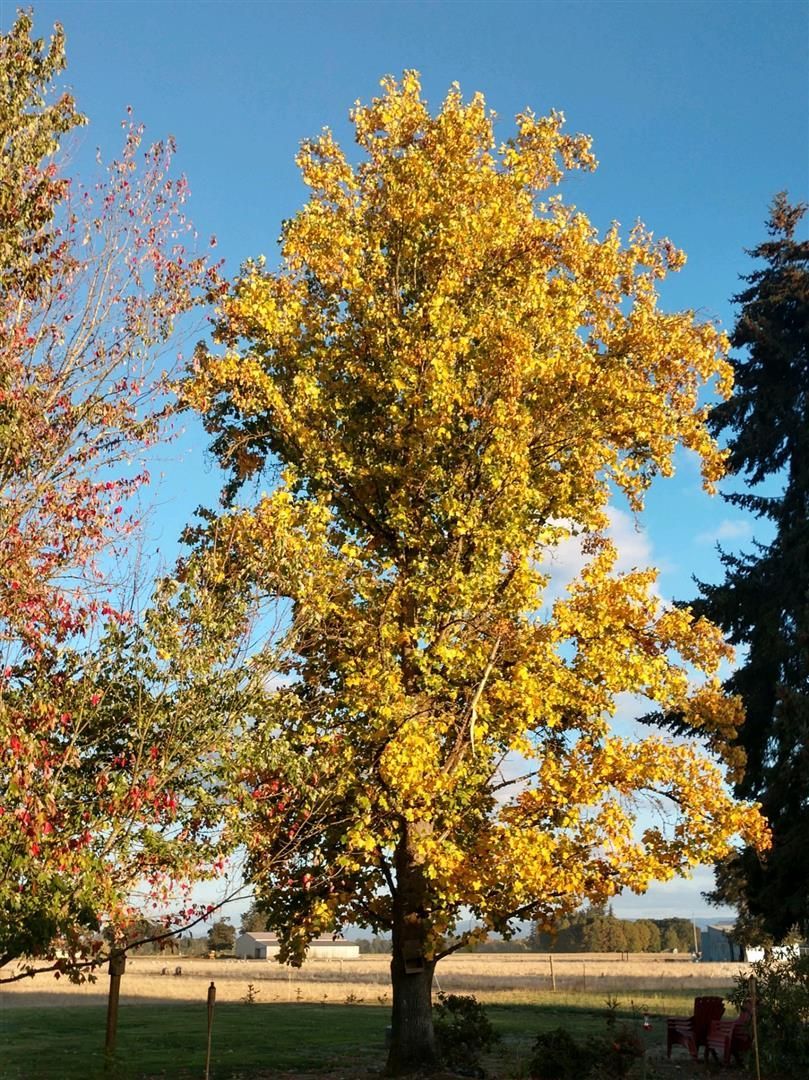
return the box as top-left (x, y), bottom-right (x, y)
top-left (0, 995), bottom-right (749, 1079)
top-left (2, 1003), bottom-right (384, 1079)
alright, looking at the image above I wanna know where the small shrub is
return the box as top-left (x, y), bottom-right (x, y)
top-left (433, 992), bottom-right (500, 1075)
top-left (594, 1024), bottom-right (645, 1078)
top-left (242, 982), bottom-right (259, 1005)
top-left (604, 995), bottom-right (620, 1027)
top-left (729, 950), bottom-right (809, 1077)
top-left (530, 1028), bottom-right (597, 1080)
top-left (530, 1017), bottom-right (645, 1080)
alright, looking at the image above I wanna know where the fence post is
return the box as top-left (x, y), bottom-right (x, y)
top-left (104, 951), bottom-right (126, 1059)
top-left (549, 954), bottom-right (556, 992)
top-left (205, 980), bottom-right (216, 1080)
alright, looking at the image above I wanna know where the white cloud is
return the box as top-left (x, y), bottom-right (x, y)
top-left (696, 518), bottom-right (752, 546)
top-left (541, 507), bottom-right (656, 605)
top-left (607, 507), bottom-right (656, 572)
top-left (611, 864), bottom-right (735, 922)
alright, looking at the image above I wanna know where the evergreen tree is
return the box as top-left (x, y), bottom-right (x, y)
top-left (628, 920), bottom-right (648, 952)
top-left (605, 916), bottom-right (628, 954)
top-left (240, 904), bottom-right (269, 935)
top-left (656, 918), bottom-right (695, 952)
top-left (644, 921), bottom-right (662, 953)
top-left (670, 195), bottom-right (809, 939)
top-left (207, 919), bottom-right (236, 955)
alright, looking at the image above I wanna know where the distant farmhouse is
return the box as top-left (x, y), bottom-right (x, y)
top-left (699, 923), bottom-right (801, 963)
top-left (234, 932), bottom-right (360, 960)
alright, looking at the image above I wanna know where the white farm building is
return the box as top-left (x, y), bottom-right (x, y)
top-left (235, 932), bottom-right (360, 960)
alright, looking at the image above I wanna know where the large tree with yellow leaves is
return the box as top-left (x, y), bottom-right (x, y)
top-left (186, 75), bottom-right (768, 1074)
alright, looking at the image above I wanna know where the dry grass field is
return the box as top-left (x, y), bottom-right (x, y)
top-left (1, 951), bottom-right (747, 1010)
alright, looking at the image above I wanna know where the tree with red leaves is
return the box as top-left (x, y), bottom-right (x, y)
top-left (0, 12), bottom-right (251, 979)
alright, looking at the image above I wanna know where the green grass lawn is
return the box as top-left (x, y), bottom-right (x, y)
top-left (0, 994), bottom-right (730, 1079)
top-left (2, 1003), bottom-right (383, 1079)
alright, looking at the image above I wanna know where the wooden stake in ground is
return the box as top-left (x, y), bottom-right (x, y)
top-left (749, 974), bottom-right (761, 1080)
top-left (205, 980), bottom-right (216, 1080)
top-left (104, 952), bottom-right (126, 1058)
top-left (548, 954), bottom-right (556, 992)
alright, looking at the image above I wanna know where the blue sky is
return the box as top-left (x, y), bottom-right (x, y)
top-left (14, 0), bottom-right (809, 924)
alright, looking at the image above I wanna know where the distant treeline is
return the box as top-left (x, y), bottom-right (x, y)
top-left (528, 908), bottom-right (697, 954)
top-left (127, 905), bottom-right (696, 957)
top-left (355, 936), bottom-right (393, 954)
top-left (105, 918), bottom-right (213, 956)
top-left (357, 908), bottom-right (696, 955)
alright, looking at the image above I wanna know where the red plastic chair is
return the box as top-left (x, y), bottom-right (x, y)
top-left (666, 996), bottom-right (725, 1059)
top-left (705, 1000), bottom-right (753, 1065)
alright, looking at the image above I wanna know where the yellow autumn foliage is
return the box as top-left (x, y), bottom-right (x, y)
top-left (185, 73), bottom-right (766, 962)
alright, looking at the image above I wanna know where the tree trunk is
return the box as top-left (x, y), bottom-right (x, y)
top-left (385, 829), bottom-right (438, 1076)
top-left (387, 953), bottom-right (437, 1075)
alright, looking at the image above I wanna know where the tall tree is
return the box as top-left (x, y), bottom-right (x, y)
top-left (240, 903), bottom-right (269, 935)
top-left (207, 918), bottom-right (236, 955)
top-left (0, 13), bottom-right (246, 979)
top-left (186, 74), bottom-right (767, 1074)
top-left (691, 195), bottom-right (809, 940)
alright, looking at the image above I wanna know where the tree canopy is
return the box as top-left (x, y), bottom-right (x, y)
top-left (679, 195), bottom-right (809, 940)
top-left (240, 903), bottom-right (270, 935)
top-left (186, 72), bottom-right (768, 1072)
top-left (207, 918), bottom-right (236, 955)
top-left (0, 11), bottom-right (85, 296)
top-left (530, 908), bottom-right (694, 953)
top-left (0, 13), bottom-right (251, 979)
